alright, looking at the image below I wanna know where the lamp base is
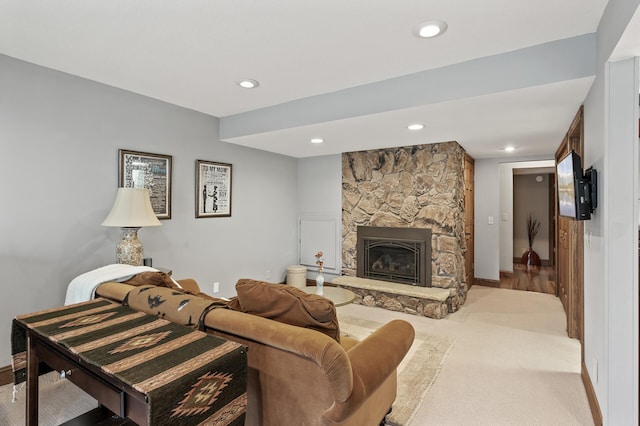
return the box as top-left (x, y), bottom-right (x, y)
top-left (116, 227), bottom-right (144, 266)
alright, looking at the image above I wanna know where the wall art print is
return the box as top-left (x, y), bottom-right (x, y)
top-left (196, 160), bottom-right (232, 218)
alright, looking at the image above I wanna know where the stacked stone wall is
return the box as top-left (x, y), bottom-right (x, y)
top-left (342, 141), bottom-right (468, 306)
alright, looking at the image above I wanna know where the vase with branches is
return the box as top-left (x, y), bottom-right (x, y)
top-left (521, 213), bottom-right (542, 267)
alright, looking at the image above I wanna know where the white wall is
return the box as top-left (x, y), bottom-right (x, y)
top-left (296, 154), bottom-right (342, 280)
top-left (0, 55), bottom-right (299, 366)
top-left (583, 65), bottom-right (607, 422)
top-left (583, 57), bottom-right (639, 425)
top-left (582, 0), bottom-right (640, 423)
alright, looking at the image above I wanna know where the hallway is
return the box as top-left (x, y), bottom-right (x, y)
top-left (499, 264), bottom-right (556, 295)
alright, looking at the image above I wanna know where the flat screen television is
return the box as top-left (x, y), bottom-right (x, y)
top-left (556, 150), bottom-right (596, 220)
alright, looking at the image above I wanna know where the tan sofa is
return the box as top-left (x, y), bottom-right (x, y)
top-left (96, 276), bottom-right (415, 426)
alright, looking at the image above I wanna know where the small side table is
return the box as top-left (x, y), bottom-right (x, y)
top-left (301, 286), bottom-right (355, 307)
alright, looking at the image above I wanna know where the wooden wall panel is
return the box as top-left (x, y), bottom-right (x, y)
top-left (555, 106), bottom-right (584, 341)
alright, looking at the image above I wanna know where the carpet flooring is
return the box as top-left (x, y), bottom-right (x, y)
top-left (0, 285), bottom-right (593, 425)
top-left (0, 372), bottom-right (98, 426)
top-left (337, 285), bottom-right (594, 425)
top-left (338, 314), bottom-right (454, 425)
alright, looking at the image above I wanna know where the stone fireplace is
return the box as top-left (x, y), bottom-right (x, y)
top-left (337, 141), bottom-right (468, 318)
top-left (357, 226), bottom-right (431, 287)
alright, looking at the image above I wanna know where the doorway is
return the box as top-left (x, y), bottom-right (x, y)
top-left (512, 171), bottom-right (555, 267)
top-left (504, 169), bottom-right (556, 294)
top-left (498, 159), bottom-right (555, 275)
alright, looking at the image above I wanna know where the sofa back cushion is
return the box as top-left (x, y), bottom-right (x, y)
top-left (227, 279), bottom-right (340, 342)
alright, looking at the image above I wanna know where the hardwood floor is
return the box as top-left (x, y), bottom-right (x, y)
top-left (499, 264), bottom-right (556, 295)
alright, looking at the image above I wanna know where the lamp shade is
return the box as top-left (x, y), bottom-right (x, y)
top-left (102, 188), bottom-right (162, 227)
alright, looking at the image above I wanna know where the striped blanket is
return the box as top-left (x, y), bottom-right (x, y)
top-left (12, 298), bottom-right (247, 425)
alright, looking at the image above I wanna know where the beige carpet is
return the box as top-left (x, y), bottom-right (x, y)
top-left (338, 314), bottom-right (454, 426)
top-left (0, 371), bottom-right (98, 426)
top-left (0, 286), bottom-right (593, 425)
top-left (338, 285), bottom-right (594, 426)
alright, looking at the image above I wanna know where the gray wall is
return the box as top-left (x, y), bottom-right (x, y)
top-left (0, 55), bottom-right (299, 365)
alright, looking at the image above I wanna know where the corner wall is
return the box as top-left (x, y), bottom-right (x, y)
top-left (0, 55), bottom-right (299, 366)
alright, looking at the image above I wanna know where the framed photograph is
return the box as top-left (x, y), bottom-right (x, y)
top-left (119, 149), bottom-right (172, 219)
top-left (196, 160), bottom-right (232, 218)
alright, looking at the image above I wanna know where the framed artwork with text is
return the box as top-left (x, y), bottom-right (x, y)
top-left (196, 160), bottom-right (232, 218)
top-left (119, 149), bottom-right (172, 219)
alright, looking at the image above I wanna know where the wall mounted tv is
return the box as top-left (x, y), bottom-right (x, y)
top-left (556, 150), bottom-right (597, 221)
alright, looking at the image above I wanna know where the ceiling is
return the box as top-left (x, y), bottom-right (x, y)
top-left (0, 0), bottom-right (615, 158)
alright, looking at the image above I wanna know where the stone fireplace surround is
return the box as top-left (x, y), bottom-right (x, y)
top-left (337, 141), bottom-right (468, 319)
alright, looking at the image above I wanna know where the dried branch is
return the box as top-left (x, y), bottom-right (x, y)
top-left (527, 213), bottom-right (541, 249)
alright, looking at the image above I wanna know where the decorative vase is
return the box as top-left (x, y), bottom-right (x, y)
top-left (316, 273), bottom-right (324, 295)
top-left (521, 249), bottom-right (541, 267)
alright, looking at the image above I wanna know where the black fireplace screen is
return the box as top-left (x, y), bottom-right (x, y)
top-left (365, 241), bottom-right (419, 284)
top-left (357, 226), bottom-right (432, 287)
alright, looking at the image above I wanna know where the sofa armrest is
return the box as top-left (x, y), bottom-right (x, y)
top-left (323, 319), bottom-right (415, 423)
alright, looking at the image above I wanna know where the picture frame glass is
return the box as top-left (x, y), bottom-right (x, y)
top-left (119, 149), bottom-right (172, 219)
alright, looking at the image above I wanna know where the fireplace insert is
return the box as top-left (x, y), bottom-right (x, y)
top-left (356, 226), bottom-right (432, 287)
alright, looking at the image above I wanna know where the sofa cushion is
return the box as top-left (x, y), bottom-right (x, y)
top-left (227, 279), bottom-right (340, 342)
top-left (124, 285), bottom-right (227, 328)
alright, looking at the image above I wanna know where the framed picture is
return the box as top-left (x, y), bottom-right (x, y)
top-left (196, 160), bottom-right (232, 218)
top-left (119, 149), bottom-right (172, 219)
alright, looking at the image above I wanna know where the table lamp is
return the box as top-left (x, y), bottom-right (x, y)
top-left (101, 187), bottom-right (161, 265)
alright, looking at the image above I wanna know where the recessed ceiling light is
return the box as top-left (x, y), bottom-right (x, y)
top-left (236, 78), bottom-right (260, 89)
top-left (310, 138), bottom-right (324, 144)
top-left (504, 146), bottom-right (516, 152)
top-left (408, 123), bottom-right (424, 131)
top-left (416, 20), bottom-right (448, 38)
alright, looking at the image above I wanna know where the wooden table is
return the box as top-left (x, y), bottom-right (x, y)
top-left (24, 325), bottom-right (148, 425)
top-left (301, 286), bottom-right (356, 306)
top-left (13, 299), bottom-right (247, 426)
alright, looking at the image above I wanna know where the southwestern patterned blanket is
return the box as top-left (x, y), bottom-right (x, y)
top-left (12, 298), bottom-right (247, 425)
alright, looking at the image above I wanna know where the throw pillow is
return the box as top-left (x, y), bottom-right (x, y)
top-left (123, 271), bottom-right (179, 289)
top-left (228, 279), bottom-right (340, 342)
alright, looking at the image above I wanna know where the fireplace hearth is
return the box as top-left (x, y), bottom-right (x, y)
top-left (357, 226), bottom-right (432, 287)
